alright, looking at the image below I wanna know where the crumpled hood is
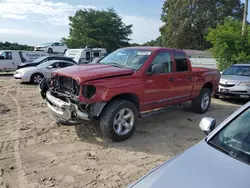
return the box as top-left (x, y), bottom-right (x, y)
top-left (131, 141), bottom-right (250, 188)
top-left (52, 64), bottom-right (134, 84)
top-left (220, 75), bottom-right (250, 84)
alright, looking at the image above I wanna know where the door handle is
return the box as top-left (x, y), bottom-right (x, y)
top-left (169, 78), bottom-right (174, 82)
top-left (187, 76), bottom-right (192, 80)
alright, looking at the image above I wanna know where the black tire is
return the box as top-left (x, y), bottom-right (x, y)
top-left (48, 48), bottom-right (53, 53)
top-left (191, 88), bottom-right (211, 114)
top-left (30, 73), bottom-right (44, 84)
top-left (100, 100), bottom-right (138, 142)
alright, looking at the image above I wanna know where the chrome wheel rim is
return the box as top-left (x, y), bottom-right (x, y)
top-left (33, 75), bottom-right (43, 84)
top-left (201, 93), bottom-right (210, 110)
top-left (113, 108), bottom-right (135, 136)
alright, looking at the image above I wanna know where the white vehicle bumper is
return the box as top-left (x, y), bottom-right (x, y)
top-left (14, 73), bottom-right (30, 82)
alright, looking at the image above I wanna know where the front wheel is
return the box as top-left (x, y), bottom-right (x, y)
top-left (100, 100), bottom-right (138, 142)
top-left (31, 73), bottom-right (44, 84)
top-left (191, 88), bottom-right (211, 114)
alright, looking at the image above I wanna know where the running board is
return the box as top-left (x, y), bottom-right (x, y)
top-left (140, 103), bottom-right (186, 118)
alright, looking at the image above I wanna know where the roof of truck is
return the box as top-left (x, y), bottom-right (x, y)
top-left (122, 46), bottom-right (178, 51)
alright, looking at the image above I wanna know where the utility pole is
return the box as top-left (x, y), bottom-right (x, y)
top-left (242, 0), bottom-right (248, 35)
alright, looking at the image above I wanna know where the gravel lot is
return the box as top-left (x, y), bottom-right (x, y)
top-left (0, 75), bottom-right (245, 188)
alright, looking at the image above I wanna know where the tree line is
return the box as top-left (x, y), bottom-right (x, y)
top-left (0, 42), bottom-right (34, 51)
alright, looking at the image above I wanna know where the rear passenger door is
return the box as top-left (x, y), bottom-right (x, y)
top-left (171, 51), bottom-right (193, 101)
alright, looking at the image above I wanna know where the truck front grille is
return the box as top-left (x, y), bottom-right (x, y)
top-left (52, 76), bottom-right (80, 96)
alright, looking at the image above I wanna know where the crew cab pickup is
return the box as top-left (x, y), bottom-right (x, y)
top-left (40, 47), bottom-right (220, 142)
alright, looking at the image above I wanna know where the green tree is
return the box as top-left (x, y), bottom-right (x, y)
top-left (129, 43), bottom-right (140, 46)
top-left (62, 8), bottom-right (132, 52)
top-left (160, 0), bottom-right (244, 50)
top-left (143, 36), bottom-right (164, 47)
top-left (206, 18), bottom-right (250, 70)
top-left (0, 41), bottom-right (33, 50)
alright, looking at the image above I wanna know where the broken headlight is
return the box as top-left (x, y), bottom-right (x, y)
top-left (82, 85), bottom-right (96, 99)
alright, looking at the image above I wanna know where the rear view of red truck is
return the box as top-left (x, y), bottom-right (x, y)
top-left (40, 47), bottom-right (220, 142)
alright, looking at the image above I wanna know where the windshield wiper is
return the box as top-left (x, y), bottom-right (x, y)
top-left (208, 141), bottom-right (232, 157)
top-left (208, 141), bottom-right (250, 165)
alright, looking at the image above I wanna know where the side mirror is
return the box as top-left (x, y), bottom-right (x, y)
top-left (47, 65), bottom-right (53, 69)
top-left (199, 117), bottom-right (216, 135)
top-left (151, 63), bottom-right (165, 74)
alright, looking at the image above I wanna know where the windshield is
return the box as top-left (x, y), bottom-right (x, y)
top-left (223, 66), bottom-right (250, 77)
top-left (40, 42), bottom-right (53, 46)
top-left (209, 107), bottom-right (250, 165)
top-left (32, 56), bottom-right (48, 63)
top-left (99, 49), bottom-right (152, 70)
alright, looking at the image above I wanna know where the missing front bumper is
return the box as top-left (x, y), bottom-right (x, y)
top-left (45, 91), bottom-right (107, 122)
top-left (46, 91), bottom-right (90, 121)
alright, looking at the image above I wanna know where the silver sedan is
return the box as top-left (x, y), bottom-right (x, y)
top-left (215, 64), bottom-right (250, 99)
top-left (129, 101), bottom-right (250, 188)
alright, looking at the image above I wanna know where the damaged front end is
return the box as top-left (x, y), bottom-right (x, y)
top-left (39, 76), bottom-right (106, 123)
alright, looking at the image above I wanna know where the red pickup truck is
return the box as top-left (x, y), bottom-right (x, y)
top-left (40, 47), bottom-right (220, 142)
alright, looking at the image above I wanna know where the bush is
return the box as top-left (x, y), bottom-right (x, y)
top-left (206, 18), bottom-right (250, 70)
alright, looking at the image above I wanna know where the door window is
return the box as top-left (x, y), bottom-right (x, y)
top-left (173, 51), bottom-right (188, 72)
top-left (86, 52), bottom-right (91, 61)
top-left (93, 51), bottom-right (100, 58)
top-left (50, 62), bottom-right (59, 68)
top-left (59, 62), bottom-right (74, 68)
top-left (1, 52), bottom-right (12, 60)
top-left (147, 51), bottom-right (172, 74)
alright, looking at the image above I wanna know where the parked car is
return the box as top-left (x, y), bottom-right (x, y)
top-left (65, 47), bottom-right (107, 64)
top-left (34, 42), bottom-right (67, 54)
top-left (215, 64), bottom-right (250, 99)
top-left (39, 47), bottom-right (220, 142)
top-left (128, 101), bottom-right (250, 188)
top-left (17, 56), bottom-right (77, 69)
top-left (0, 50), bottom-right (48, 72)
top-left (14, 60), bottom-right (75, 84)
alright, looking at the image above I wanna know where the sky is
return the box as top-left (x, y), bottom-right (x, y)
top-left (0, 0), bottom-right (249, 46)
top-left (0, 0), bottom-right (165, 46)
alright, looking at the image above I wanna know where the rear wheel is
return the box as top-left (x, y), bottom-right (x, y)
top-left (191, 88), bottom-right (211, 114)
top-left (100, 100), bottom-right (138, 142)
top-left (31, 73), bottom-right (44, 84)
top-left (48, 48), bottom-right (53, 53)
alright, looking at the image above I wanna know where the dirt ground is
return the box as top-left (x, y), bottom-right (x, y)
top-left (0, 75), bottom-right (245, 188)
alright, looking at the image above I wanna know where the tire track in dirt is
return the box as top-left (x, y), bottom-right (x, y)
top-left (9, 85), bottom-right (29, 188)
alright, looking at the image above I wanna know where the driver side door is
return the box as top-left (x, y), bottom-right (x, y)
top-left (0, 52), bottom-right (15, 71)
top-left (142, 50), bottom-right (176, 111)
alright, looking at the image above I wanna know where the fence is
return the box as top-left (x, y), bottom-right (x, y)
top-left (190, 58), bottom-right (217, 69)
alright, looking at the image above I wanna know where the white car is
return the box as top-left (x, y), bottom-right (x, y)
top-left (14, 60), bottom-right (75, 84)
top-left (34, 42), bottom-right (68, 54)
